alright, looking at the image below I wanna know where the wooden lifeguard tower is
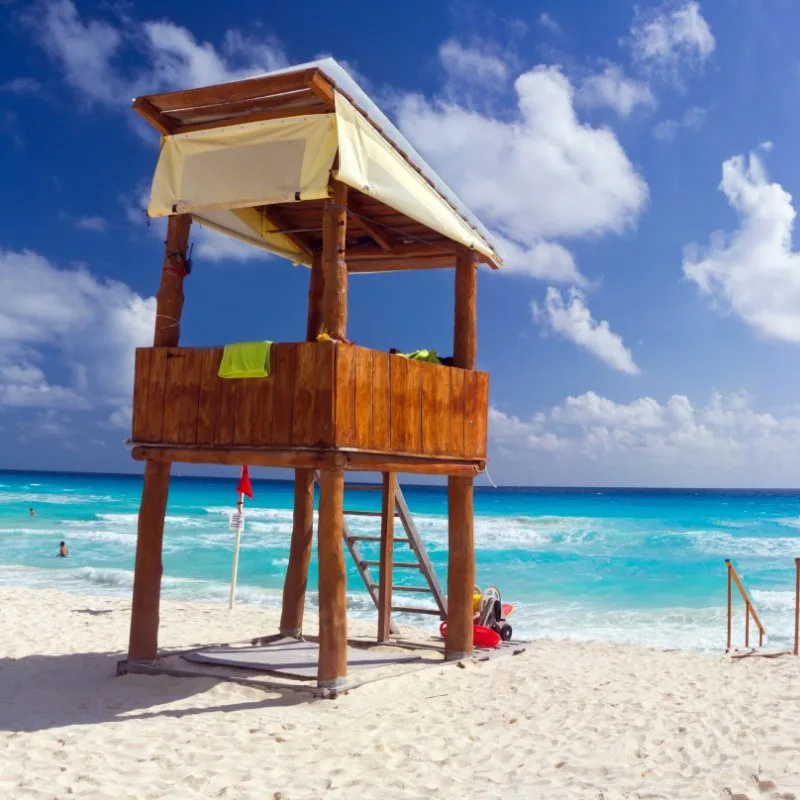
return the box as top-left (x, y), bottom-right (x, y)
top-left (125, 59), bottom-right (502, 690)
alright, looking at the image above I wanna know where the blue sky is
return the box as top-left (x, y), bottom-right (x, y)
top-left (3, 0), bottom-right (800, 487)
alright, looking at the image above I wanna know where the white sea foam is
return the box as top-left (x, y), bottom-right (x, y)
top-left (0, 490), bottom-right (114, 505)
top-left (775, 517), bottom-right (800, 530)
top-left (687, 531), bottom-right (800, 558)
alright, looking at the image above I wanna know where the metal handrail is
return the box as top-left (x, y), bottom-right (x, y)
top-left (725, 559), bottom-right (765, 651)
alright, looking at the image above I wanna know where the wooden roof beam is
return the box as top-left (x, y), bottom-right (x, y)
top-left (348, 255), bottom-right (456, 273)
top-left (347, 196), bottom-right (394, 251)
top-left (260, 206), bottom-right (315, 260)
top-left (132, 96), bottom-right (175, 135)
top-left (347, 242), bottom-right (455, 261)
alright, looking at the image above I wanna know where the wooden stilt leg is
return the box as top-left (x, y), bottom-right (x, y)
top-left (128, 460), bottom-right (171, 660)
top-left (377, 472), bottom-right (396, 643)
top-left (128, 214), bottom-right (191, 663)
top-left (279, 468), bottom-right (315, 637)
top-left (446, 475), bottom-right (474, 661)
top-left (317, 469), bottom-right (347, 687)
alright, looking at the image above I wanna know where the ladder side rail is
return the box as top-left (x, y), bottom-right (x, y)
top-left (395, 486), bottom-right (448, 618)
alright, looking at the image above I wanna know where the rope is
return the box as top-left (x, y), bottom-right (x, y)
top-left (484, 468), bottom-right (498, 489)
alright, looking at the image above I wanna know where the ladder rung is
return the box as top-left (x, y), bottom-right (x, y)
top-left (390, 606), bottom-right (441, 615)
top-left (343, 509), bottom-right (399, 517)
top-left (343, 483), bottom-right (382, 492)
top-left (361, 561), bottom-right (421, 570)
top-left (350, 535), bottom-right (410, 543)
top-left (391, 586), bottom-right (433, 593)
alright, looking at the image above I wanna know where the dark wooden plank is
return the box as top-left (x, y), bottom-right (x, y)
top-left (269, 344), bottom-right (297, 447)
top-left (290, 343), bottom-right (318, 447)
top-left (372, 352), bottom-right (391, 453)
top-left (473, 372), bottom-right (489, 459)
top-left (177, 349), bottom-right (203, 446)
top-left (312, 341), bottom-right (336, 447)
top-left (196, 348), bottom-right (223, 446)
top-left (141, 348), bottom-right (168, 443)
top-left (449, 368), bottom-right (466, 458)
top-left (249, 359), bottom-right (275, 447)
top-left (405, 359), bottom-right (423, 455)
top-left (233, 380), bottom-right (257, 447)
top-left (434, 366), bottom-right (452, 457)
top-left (389, 355), bottom-right (408, 453)
top-left (213, 375), bottom-right (238, 447)
top-left (420, 361), bottom-right (438, 456)
top-left (463, 370), bottom-right (479, 457)
top-left (354, 348), bottom-right (374, 450)
top-left (334, 345), bottom-right (356, 448)
top-left (131, 348), bottom-right (152, 442)
top-left (161, 349), bottom-right (186, 445)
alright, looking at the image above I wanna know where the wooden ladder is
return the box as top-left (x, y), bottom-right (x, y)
top-left (315, 472), bottom-right (447, 640)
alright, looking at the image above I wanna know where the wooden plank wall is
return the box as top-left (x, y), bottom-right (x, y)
top-left (131, 342), bottom-right (337, 449)
top-left (131, 343), bottom-right (489, 459)
top-left (334, 346), bottom-right (488, 459)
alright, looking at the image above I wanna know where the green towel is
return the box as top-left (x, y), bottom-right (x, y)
top-left (218, 341), bottom-right (272, 379)
top-left (400, 349), bottom-right (441, 364)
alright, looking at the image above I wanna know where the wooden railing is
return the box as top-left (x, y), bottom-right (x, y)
top-left (130, 342), bottom-right (489, 462)
top-left (725, 559), bottom-right (765, 651)
top-left (795, 558), bottom-right (799, 657)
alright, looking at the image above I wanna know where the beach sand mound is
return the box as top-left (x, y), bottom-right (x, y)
top-left (2, 586), bottom-right (800, 799)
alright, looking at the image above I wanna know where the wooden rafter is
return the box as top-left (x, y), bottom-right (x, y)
top-left (260, 206), bottom-right (315, 260)
top-left (347, 196), bottom-right (394, 251)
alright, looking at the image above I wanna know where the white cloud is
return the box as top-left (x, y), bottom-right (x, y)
top-left (489, 390), bottom-right (800, 487)
top-left (23, 0), bottom-right (288, 108)
top-left (1, 77), bottom-right (43, 95)
top-left (532, 287), bottom-right (640, 375)
top-left (652, 106), bottom-right (706, 142)
top-left (438, 40), bottom-right (508, 85)
top-left (74, 215), bottom-right (107, 232)
top-left (628, 1), bottom-right (715, 78)
top-left (577, 64), bottom-right (655, 118)
top-left (0, 249), bottom-right (154, 415)
top-left (494, 235), bottom-right (586, 286)
top-left (538, 13), bottom-right (561, 35)
top-left (683, 149), bottom-right (800, 343)
top-left (397, 65), bottom-right (648, 279)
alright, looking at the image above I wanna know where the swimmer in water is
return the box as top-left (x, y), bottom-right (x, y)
top-left (29, 508), bottom-right (35, 517)
top-left (58, 541), bottom-right (68, 558)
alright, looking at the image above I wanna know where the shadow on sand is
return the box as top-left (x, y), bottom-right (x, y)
top-left (0, 649), bottom-right (311, 734)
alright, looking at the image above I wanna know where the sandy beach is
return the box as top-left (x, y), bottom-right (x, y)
top-left (0, 587), bottom-right (798, 799)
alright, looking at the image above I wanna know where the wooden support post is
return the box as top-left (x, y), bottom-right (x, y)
top-left (377, 472), bottom-right (396, 643)
top-left (745, 601), bottom-right (750, 648)
top-left (794, 558), bottom-right (799, 657)
top-left (726, 559), bottom-right (732, 652)
top-left (128, 214), bottom-right (191, 661)
top-left (279, 468), bottom-right (315, 637)
top-left (317, 469), bottom-right (348, 687)
top-left (453, 246), bottom-right (478, 370)
top-left (322, 180), bottom-right (348, 340)
top-left (306, 250), bottom-right (325, 342)
top-left (446, 245), bottom-right (478, 661)
top-left (446, 476), bottom-right (474, 661)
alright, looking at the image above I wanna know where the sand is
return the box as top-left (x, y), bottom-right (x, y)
top-left (2, 586), bottom-right (800, 800)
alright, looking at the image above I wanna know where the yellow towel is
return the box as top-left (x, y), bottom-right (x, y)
top-left (218, 341), bottom-right (272, 379)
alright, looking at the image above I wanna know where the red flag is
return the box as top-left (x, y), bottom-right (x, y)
top-left (237, 465), bottom-right (254, 499)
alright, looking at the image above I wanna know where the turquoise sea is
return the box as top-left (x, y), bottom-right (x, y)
top-left (1, 469), bottom-right (799, 653)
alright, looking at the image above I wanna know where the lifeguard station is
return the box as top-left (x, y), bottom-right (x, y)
top-left (123, 59), bottom-right (501, 692)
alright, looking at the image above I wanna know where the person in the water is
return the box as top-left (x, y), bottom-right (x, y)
top-left (58, 541), bottom-right (68, 558)
top-left (29, 508), bottom-right (35, 517)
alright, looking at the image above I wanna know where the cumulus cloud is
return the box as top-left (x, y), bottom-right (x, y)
top-left (397, 65), bottom-right (648, 282)
top-left (532, 288), bottom-right (640, 375)
top-left (0, 249), bottom-right (154, 416)
top-left (628, 1), bottom-right (715, 79)
top-left (683, 149), bottom-right (800, 343)
top-left (21, 0), bottom-right (288, 108)
top-left (577, 64), bottom-right (655, 118)
top-left (438, 40), bottom-right (508, 85)
top-left (489, 390), bottom-right (800, 487)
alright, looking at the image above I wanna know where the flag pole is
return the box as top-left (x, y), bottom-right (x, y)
top-left (229, 491), bottom-right (244, 609)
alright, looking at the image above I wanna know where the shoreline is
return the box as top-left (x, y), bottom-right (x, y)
top-left (3, 585), bottom-right (800, 798)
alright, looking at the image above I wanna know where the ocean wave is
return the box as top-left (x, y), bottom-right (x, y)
top-left (775, 517), bottom-right (800, 530)
top-left (0, 490), bottom-right (114, 505)
top-left (687, 531), bottom-right (800, 558)
top-left (751, 589), bottom-right (797, 611)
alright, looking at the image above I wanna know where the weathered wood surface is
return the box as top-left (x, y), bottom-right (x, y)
top-left (446, 475), bottom-right (475, 661)
top-left (377, 472), bottom-right (396, 643)
top-left (131, 343), bottom-right (488, 460)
